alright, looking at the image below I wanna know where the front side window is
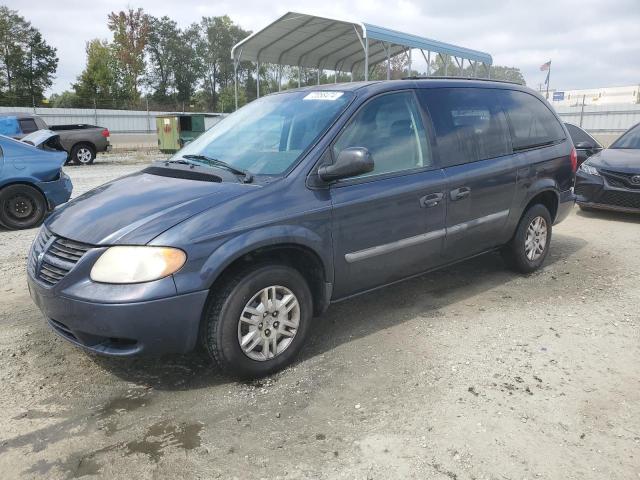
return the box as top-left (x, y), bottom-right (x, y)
top-left (177, 90), bottom-right (353, 175)
top-left (419, 88), bottom-right (511, 167)
top-left (500, 90), bottom-right (565, 150)
top-left (333, 91), bottom-right (431, 177)
top-left (611, 124), bottom-right (640, 149)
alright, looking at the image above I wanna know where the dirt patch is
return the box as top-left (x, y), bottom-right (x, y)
top-left (0, 157), bottom-right (639, 479)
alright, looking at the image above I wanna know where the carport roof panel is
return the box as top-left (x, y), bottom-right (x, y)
top-left (231, 12), bottom-right (493, 70)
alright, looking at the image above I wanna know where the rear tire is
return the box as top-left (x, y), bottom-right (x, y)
top-left (0, 184), bottom-right (47, 230)
top-left (201, 264), bottom-right (313, 378)
top-left (71, 143), bottom-right (95, 165)
top-left (502, 204), bottom-right (552, 274)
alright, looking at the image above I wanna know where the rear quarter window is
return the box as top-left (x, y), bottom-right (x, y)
top-left (18, 118), bottom-right (38, 135)
top-left (418, 87), bottom-right (511, 167)
top-left (499, 90), bottom-right (565, 150)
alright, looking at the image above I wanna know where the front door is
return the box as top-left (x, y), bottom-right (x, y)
top-left (329, 91), bottom-right (447, 298)
top-left (418, 87), bottom-right (517, 259)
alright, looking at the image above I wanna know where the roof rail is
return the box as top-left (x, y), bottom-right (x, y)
top-left (402, 75), bottom-right (524, 86)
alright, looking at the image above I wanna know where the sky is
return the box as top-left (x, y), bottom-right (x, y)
top-left (7, 0), bottom-right (640, 95)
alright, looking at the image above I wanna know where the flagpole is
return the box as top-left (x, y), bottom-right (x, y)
top-left (545, 62), bottom-right (551, 100)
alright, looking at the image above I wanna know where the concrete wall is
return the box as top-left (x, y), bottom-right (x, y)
top-left (553, 103), bottom-right (640, 146)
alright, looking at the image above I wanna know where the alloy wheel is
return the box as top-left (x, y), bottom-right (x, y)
top-left (77, 148), bottom-right (93, 164)
top-left (525, 216), bottom-right (548, 261)
top-left (237, 285), bottom-right (300, 361)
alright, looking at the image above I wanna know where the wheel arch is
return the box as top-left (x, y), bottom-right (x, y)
top-left (521, 179), bottom-right (560, 222)
top-left (0, 180), bottom-right (47, 200)
top-left (199, 227), bottom-right (334, 317)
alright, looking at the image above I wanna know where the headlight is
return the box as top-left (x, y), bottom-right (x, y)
top-left (90, 246), bottom-right (186, 284)
top-left (579, 163), bottom-right (600, 176)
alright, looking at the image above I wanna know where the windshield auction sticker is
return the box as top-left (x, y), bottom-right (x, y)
top-left (303, 92), bottom-right (344, 101)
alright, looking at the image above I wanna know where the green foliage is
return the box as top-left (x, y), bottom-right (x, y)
top-left (0, 6), bottom-right (58, 106)
top-left (198, 15), bottom-right (252, 110)
top-left (49, 90), bottom-right (80, 108)
top-left (107, 8), bottom-right (150, 101)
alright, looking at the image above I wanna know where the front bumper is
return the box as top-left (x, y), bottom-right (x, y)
top-left (28, 273), bottom-right (209, 356)
top-left (575, 170), bottom-right (640, 213)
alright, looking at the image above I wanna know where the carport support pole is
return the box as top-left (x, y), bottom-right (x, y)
top-left (298, 66), bottom-right (301, 88)
top-left (364, 38), bottom-right (369, 81)
top-left (407, 49), bottom-right (412, 76)
top-left (233, 47), bottom-right (242, 111)
top-left (256, 61), bottom-right (260, 98)
top-left (386, 43), bottom-right (391, 80)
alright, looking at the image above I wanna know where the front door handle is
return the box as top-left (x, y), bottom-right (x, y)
top-left (420, 192), bottom-right (444, 208)
top-left (450, 187), bottom-right (471, 201)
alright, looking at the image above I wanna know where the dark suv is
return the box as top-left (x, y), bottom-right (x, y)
top-left (27, 79), bottom-right (576, 377)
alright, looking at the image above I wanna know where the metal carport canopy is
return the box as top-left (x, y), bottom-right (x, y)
top-left (231, 11), bottom-right (493, 76)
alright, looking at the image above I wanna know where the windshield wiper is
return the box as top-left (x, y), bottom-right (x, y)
top-left (182, 154), bottom-right (253, 183)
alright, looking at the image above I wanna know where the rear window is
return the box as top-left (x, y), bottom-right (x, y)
top-left (18, 118), bottom-right (38, 134)
top-left (565, 123), bottom-right (599, 147)
top-left (499, 90), bottom-right (565, 150)
top-left (418, 87), bottom-right (511, 167)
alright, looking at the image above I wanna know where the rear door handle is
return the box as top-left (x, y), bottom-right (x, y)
top-left (420, 192), bottom-right (444, 208)
top-left (450, 187), bottom-right (471, 201)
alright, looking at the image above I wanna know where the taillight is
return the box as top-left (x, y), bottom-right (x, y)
top-left (570, 147), bottom-right (577, 173)
top-left (101, 128), bottom-right (110, 138)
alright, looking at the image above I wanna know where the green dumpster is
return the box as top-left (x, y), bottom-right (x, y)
top-left (156, 113), bottom-right (221, 153)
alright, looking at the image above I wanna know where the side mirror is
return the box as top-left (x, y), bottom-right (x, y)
top-left (318, 147), bottom-right (374, 182)
top-left (574, 141), bottom-right (594, 150)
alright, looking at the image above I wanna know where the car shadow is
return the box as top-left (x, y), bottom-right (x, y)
top-left (576, 208), bottom-right (640, 223)
top-left (92, 232), bottom-right (587, 391)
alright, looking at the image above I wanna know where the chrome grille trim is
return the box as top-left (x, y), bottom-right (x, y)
top-left (29, 227), bottom-right (93, 287)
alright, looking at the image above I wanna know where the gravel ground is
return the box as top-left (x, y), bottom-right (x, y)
top-left (0, 153), bottom-right (638, 479)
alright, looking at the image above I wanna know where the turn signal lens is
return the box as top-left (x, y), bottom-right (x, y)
top-left (90, 246), bottom-right (186, 284)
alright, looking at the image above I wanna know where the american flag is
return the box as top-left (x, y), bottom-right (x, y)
top-left (540, 61), bottom-right (551, 71)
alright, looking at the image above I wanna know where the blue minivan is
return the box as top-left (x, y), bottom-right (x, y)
top-left (27, 79), bottom-right (575, 377)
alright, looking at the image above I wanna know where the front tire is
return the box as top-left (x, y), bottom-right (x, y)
top-left (0, 184), bottom-right (47, 230)
top-left (502, 204), bottom-right (552, 274)
top-left (71, 143), bottom-right (96, 165)
top-left (201, 264), bottom-right (313, 378)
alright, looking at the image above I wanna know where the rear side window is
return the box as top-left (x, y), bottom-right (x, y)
top-left (18, 118), bottom-right (38, 134)
top-left (418, 88), bottom-right (511, 167)
top-left (499, 90), bottom-right (565, 150)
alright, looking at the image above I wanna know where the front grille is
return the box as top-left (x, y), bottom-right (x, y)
top-left (29, 227), bottom-right (93, 287)
top-left (601, 169), bottom-right (640, 190)
top-left (599, 191), bottom-right (640, 210)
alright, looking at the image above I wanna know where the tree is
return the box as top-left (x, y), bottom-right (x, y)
top-left (173, 24), bottom-right (204, 103)
top-left (107, 8), bottom-right (149, 102)
top-left (145, 15), bottom-right (179, 101)
top-left (73, 39), bottom-right (128, 108)
top-left (426, 55), bottom-right (525, 85)
top-left (49, 90), bottom-right (80, 108)
top-left (0, 6), bottom-right (58, 106)
top-left (198, 15), bottom-right (251, 110)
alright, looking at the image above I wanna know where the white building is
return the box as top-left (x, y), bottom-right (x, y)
top-left (546, 85), bottom-right (640, 106)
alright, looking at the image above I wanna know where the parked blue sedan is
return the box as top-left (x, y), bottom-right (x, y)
top-left (0, 131), bottom-right (73, 229)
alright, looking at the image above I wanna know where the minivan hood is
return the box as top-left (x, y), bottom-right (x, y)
top-left (46, 168), bottom-right (256, 245)
top-left (590, 148), bottom-right (640, 173)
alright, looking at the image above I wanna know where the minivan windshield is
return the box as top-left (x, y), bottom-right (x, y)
top-left (176, 90), bottom-right (353, 175)
top-left (610, 123), bottom-right (640, 149)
